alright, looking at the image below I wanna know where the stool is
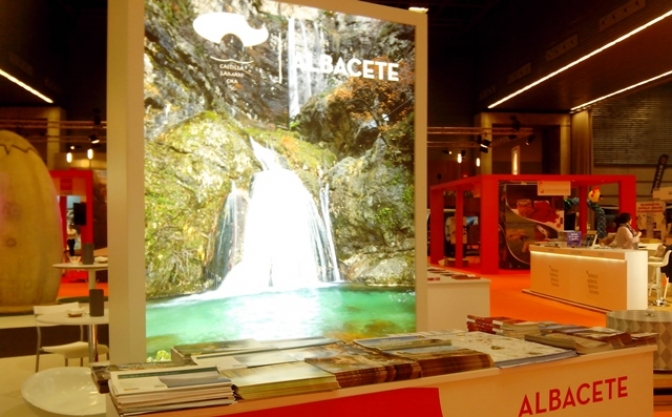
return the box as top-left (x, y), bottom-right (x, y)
top-left (649, 250), bottom-right (671, 307)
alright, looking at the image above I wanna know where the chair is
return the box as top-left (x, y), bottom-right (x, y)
top-left (34, 302), bottom-right (109, 372)
top-left (648, 250), bottom-right (671, 306)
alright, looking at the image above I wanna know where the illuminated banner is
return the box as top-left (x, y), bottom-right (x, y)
top-left (143, 0), bottom-right (420, 347)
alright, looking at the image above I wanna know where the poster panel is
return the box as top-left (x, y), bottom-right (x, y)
top-left (636, 201), bottom-right (666, 239)
top-left (142, 0), bottom-right (420, 353)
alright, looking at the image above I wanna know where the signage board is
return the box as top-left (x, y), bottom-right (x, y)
top-left (537, 181), bottom-right (571, 196)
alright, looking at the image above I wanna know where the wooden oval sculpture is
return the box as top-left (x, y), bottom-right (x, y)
top-left (0, 130), bottom-right (63, 312)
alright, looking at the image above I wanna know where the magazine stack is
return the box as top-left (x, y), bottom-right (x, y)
top-left (353, 335), bottom-right (494, 376)
top-left (305, 353), bottom-right (422, 387)
top-left (219, 361), bottom-right (340, 399)
top-left (108, 365), bottom-right (235, 415)
top-left (466, 315), bottom-right (542, 338)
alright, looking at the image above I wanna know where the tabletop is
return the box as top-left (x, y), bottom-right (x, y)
top-left (36, 309), bottom-right (109, 326)
top-left (52, 262), bottom-right (108, 271)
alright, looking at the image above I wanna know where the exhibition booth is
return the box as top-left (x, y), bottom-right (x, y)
top-left (1, 0), bottom-right (636, 416)
top-left (429, 174), bottom-right (638, 274)
top-left (1, 0), bottom-right (663, 416)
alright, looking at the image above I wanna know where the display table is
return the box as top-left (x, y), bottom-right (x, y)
top-left (36, 309), bottom-right (109, 363)
top-left (528, 245), bottom-right (648, 311)
top-left (607, 310), bottom-right (672, 371)
top-left (426, 271), bottom-right (490, 330)
top-left (53, 262), bottom-right (108, 291)
top-left (105, 345), bottom-right (655, 417)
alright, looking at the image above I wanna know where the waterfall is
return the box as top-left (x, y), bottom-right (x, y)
top-left (312, 21), bottom-right (324, 93)
top-left (287, 17), bottom-right (300, 118)
top-left (320, 183), bottom-right (341, 282)
top-left (216, 139), bottom-right (339, 296)
top-left (299, 20), bottom-right (312, 101)
top-left (207, 182), bottom-right (248, 286)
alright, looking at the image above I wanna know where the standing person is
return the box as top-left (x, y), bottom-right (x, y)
top-left (66, 223), bottom-right (78, 256)
top-left (614, 212), bottom-right (641, 249)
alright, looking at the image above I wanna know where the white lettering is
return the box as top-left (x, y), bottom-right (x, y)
top-left (319, 54), bottom-right (333, 73)
top-left (292, 54), bottom-right (400, 81)
top-left (333, 57), bottom-right (349, 76)
top-left (387, 63), bottom-right (399, 82)
top-left (220, 71), bottom-right (245, 78)
top-left (219, 63), bottom-right (244, 71)
top-left (347, 58), bottom-right (362, 77)
top-left (375, 61), bottom-right (387, 79)
top-left (362, 60), bottom-right (375, 79)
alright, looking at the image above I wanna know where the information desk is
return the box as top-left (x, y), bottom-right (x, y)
top-left (106, 346), bottom-right (654, 417)
top-left (529, 246), bottom-right (648, 311)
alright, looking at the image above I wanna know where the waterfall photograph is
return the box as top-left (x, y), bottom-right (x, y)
top-left (143, 0), bottom-right (418, 357)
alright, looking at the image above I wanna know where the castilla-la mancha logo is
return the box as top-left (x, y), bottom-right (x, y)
top-left (193, 12), bottom-right (269, 51)
top-left (193, 12), bottom-right (269, 88)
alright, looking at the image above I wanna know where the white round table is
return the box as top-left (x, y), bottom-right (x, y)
top-left (22, 366), bottom-right (105, 416)
top-left (53, 262), bottom-right (108, 290)
top-left (36, 309), bottom-right (109, 363)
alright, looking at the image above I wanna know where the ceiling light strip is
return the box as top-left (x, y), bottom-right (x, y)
top-left (571, 69), bottom-right (672, 112)
top-left (0, 67), bottom-right (53, 104)
top-left (488, 8), bottom-right (672, 109)
top-left (409, 7), bottom-right (428, 14)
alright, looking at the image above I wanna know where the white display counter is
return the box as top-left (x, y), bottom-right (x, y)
top-left (426, 272), bottom-right (490, 330)
top-left (529, 245), bottom-right (648, 311)
top-left (106, 345), bottom-right (655, 417)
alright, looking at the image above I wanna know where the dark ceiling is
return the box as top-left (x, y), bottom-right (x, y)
top-left (363, 0), bottom-right (501, 32)
top-left (479, 7), bottom-right (672, 112)
top-left (0, 0), bottom-right (107, 110)
top-left (2, 0), bottom-right (672, 115)
top-left (364, 0), bottom-right (672, 113)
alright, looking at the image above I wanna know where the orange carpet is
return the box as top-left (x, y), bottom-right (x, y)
top-left (483, 270), bottom-right (605, 326)
top-left (58, 281), bottom-right (108, 299)
top-left (442, 262), bottom-right (605, 327)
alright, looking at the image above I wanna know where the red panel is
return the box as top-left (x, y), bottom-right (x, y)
top-left (618, 178), bottom-right (638, 230)
top-left (50, 169), bottom-right (94, 244)
top-left (217, 388), bottom-right (443, 417)
top-left (430, 188), bottom-right (445, 264)
top-left (454, 190), bottom-right (464, 267)
top-left (578, 186), bottom-right (588, 234)
top-left (479, 176), bottom-right (499, 274)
